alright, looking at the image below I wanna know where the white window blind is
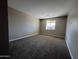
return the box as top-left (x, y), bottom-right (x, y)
top-left (46, 20), bottom-right (56, 30)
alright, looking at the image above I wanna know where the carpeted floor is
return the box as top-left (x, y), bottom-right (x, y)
top-left (9, 35), bottom-right (71, 59)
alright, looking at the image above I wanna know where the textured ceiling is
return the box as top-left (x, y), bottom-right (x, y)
top-left (8, 0), bottom-right (73, 19)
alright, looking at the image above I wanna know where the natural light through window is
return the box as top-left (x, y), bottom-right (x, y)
top-left (46, 20), bottom-right (56, 30)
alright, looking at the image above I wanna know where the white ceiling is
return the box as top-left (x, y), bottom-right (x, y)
top-left (8, 0), bottom-right (73, 19)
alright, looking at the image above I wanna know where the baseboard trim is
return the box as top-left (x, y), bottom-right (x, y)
top-left (9, 33), bottom-right (38, 42)
top-left (65, 41), bottom-right (74, 59)
top-left (0, 55), bottom-right (10, 57)
top-left (41, 34), bottom-right (65, 39)
top-left (53, 35), bottom-right (64, 38)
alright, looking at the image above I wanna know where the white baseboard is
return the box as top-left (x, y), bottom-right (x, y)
top-left (65, 41), bottom-right (73, 59)
top-left (53, 35), bottom-right (64, 38)
top-left (44, 34), bottom-right (64, 38)
top-left (0, 55), bottom-right (10, 57)
top-left (9, 33), bottom-right (38, 42)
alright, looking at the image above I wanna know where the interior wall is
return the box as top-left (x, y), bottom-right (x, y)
top-left (65, 0), bottom-right (78, 59)
top-left (8, 7), bottom-right (39, 40)
top-left (40, 16), bottom-right (67, 38)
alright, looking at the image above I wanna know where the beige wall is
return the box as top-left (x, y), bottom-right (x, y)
top-left (40, 16), bottom-right (67, 38)
top-left (8, 7), bottom-right (39, 40)
top-left (65, 0), bottom-right (78, 59)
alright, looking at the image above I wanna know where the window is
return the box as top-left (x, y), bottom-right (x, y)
top-left (46, 20), bottom-right (56, 30)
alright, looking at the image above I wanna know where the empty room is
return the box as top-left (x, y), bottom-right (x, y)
top-left (0, 0), bottom-right (77, 59)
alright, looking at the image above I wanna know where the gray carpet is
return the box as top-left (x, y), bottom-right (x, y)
top-left (9, 35), bottom-right (71, 59)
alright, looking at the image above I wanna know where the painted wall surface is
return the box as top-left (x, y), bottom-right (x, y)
top-left (40, 16), bottom-right (67, 38)
top-left (8, 7), bottom-right (39, 40)
top-left (65, 0), bottom-right (78, 59)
